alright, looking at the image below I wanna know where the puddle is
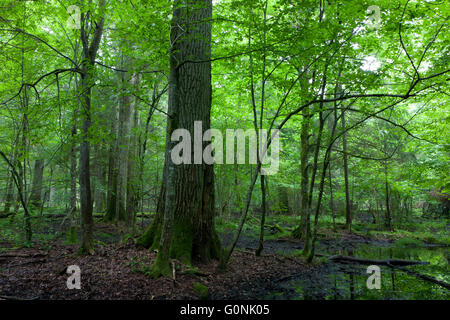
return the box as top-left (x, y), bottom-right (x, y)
top-left (267, 244), bottom-right (449, 300)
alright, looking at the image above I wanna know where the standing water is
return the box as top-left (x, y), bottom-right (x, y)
top-left (268, 243), bottom-right (449, 300)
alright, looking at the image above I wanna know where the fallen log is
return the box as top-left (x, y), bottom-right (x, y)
top-left (389, 264), bottom-right (450, 290)
top-left (0, 212), bottom-right (15, 219)
top-left (0, 252), bottom-right (47, 258)
top-left (0, 295), bottom-right (39, 300)
top-left (8, 258), bottom-right (47, 267)
top-left (328, 255), bottom-right (429, 266)
top-left (264, 224), bottom-right (285, 233)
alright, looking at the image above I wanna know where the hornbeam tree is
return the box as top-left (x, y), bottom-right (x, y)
top-left (78, 0), bottom-right (106, 254)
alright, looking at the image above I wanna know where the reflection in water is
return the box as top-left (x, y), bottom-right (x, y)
top-left (267, 243), bottom-right (449, 300)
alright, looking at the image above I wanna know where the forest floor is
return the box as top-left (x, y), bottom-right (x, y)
top-left (0, 213), bottom-right (448, 300)
top-left (0, 215), bottom-right (317, 300)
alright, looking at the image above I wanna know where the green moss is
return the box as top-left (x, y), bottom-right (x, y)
top-left (170, 222), bottom-right (194, 265)
top-left (65, 226), bottom-right (78, 245)
top-left (395, 237), bottom-right (424, 247)
top-left (193, 282), bottom-right (209, 299)
top-left (151, 252), bottom-right (172, 278)
top-left (104, 196), bottom-right (126, 222)
top-left (291, 226), bottom-right (303, 239)
top-left (136, 219), bottom-right (160, 248)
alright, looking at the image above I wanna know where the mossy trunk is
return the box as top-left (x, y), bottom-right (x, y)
top-left (138, 0), bottom-right (221, 275)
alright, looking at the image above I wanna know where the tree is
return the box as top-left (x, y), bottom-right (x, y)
top-left (78, 0), bottom-right (106, 254)
top-left (138, 0), bottom-right (221, 277)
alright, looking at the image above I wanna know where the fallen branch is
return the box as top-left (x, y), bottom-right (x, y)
top-left (0, 252), bottom-right (47, 258)
top-left (0, 212), bottom-right (15, 219)
top-left (0, 295), bottom-right (39, 300)
top-left (328, 255), bottom-right (429, 266)
top-left (8, 258), bottom-right (47, 267)
top-left (264, 224), bottom-right (285, 233)
top-left (389, 263), bottom-right (450, 290)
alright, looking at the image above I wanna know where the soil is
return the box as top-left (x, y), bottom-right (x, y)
top-left (0, 215), bottom-right (400, 300)
top-left (0, 241), bottom-right (313, 300)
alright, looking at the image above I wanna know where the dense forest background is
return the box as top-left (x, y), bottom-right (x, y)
top-left (0, 0), bottom-right (448, 299)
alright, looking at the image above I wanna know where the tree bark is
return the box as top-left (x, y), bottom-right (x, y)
top-left (341, 109), bottom-right (352, 231)
top-left (126, 73), bottom-right (140, 230)
top-left (29, 159), bottom-right (44, 208)
top-left (256, 175), bottom-right (266, 256)
top-left (292, 107), bottom-right (310, 239)
top-left (3, 160), bottom-right (15, 214)
top-left (384, 160), bottom-right (392, 230)
top-left (78, 0), bottom-right (106, 254)
top-left (138, 0), bottom-right (221, 276)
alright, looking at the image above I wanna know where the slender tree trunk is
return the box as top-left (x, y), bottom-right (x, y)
top-left (126, 74), bottom-right (140, 230)
top-left (256, 175), bottom-right (266, 256)
top-left (78, 0), bottom-right (106, 254)
top-left (292, 107), bottom-right (310, 239)
top-left (106, 100), bottom-right (119, 219)
top-left (384, 161), bottom-right (392, 230)
top-left (69, 112), bottom-right (77, 215)
top-left (329, 163), bottom-right (335, 231)
top-left (341, 109), bottom-right (352, 231)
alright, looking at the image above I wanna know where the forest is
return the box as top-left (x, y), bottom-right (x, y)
top-left (0, 0), bottom-right (449, 303)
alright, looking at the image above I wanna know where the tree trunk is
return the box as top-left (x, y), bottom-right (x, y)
top-left (69, 112), bottom-right (77, 215)
top-left (93, 144), bottom-right (106, 213)
top-left (3, 164), bottom-right (15, 214)
top-left (126, 74), bottom-right (141, 230)
top-left (29, 159), bottom-right (44, 208)
top-left (106, 99), bottom-right (119, 219)
top-left (78, 0), bottom-right (106, 254)
top-left (138, 0), bottom-right (221, 276)
top-left (341, 109), bottom-right (352, 231)
top-left (384, 161), bottom-right (392, 230)
top-left (292, 107), bottom-right (310, 239)
top-left (256, 175), bottom-right (266, 256)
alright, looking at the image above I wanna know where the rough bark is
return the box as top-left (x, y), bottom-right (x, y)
top-left (138, 0), bottom-right (221, 276)
top-left (29, 159), bottom-right (44, 208)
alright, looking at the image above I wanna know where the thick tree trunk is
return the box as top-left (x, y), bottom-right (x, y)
top-left (29, 159), bottom-right (44, 208)
top-left (138, 0), bottom-right (221, 276)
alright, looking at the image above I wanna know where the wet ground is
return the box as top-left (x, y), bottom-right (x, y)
top-left (222, 232), bottom-right (449, 300)
top-left (0, 214), bottom-right (448, 300)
